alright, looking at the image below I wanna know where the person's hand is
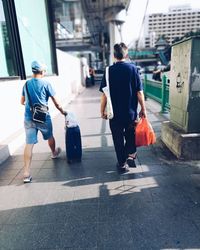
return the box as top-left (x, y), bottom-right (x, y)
top-left (139, 108), bottom-right (147, 118)
top-left (101, 112), bottom-right (107, 119)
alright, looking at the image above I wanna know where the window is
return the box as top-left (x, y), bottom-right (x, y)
top-left (0, 0), bottom-right (56, 79)
top-left (0, 0), bottom-right (17, 77)
top-left (14, 0), bottom-right (54, 76)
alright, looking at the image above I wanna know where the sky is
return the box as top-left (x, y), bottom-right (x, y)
top-left (122, 0), bottom-right (200, 46)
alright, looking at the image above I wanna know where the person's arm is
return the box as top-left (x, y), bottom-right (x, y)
top-left (21, 85), bottom-right (26, 105)
top-left (50, 96), bottom-right (66, 115)
top-left (99, 71), bottom-right (107, 119)
top-left (100, 93), bottom-right (107, 119)
top-left (133, 65), bottom-right (147, 118)
top-left (21, 96), bottom-right (25, 105)
top-left (137, 90), bottom-right (147, 118)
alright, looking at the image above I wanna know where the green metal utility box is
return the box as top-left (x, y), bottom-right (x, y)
top-left (170, 36), bottom-right (200, 133)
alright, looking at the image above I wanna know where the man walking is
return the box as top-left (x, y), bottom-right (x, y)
top-left (21, 61), bottom-right (66, 183)
top-left (100, 43), bottom-right (147, 173)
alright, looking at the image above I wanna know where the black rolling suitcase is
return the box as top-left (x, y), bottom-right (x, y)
top-left (65, 112), bottom-right (82, 163)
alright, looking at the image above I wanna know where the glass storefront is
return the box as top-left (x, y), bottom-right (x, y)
top-left (0, 0), bottom-right (16, 77)
top-left (14, 0), bottom-right (53, 76)
top-left (52, 0), bottom-right (88, 40)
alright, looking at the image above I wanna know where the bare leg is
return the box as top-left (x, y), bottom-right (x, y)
top-left (48, 136), bottom-right (56, 154)
top-left (48, 136), bottom-right (62, 159)
top-left (24, 144), bottom-right (34, 177)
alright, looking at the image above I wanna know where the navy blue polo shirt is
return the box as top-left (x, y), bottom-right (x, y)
top-left (99, 61), bottom-right (143, 122)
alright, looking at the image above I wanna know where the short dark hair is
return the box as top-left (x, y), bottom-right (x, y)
top-left (114, 43), bottom-right (128, 60)
top-left (32, 69), bottom-right (43, 74)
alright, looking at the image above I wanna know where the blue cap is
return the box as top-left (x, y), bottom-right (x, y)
top-left (31, 61), bottom-right (47, 73)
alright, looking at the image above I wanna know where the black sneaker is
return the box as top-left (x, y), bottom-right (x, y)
top-left (126, 157), bottom-right (136, 168)
top-left (117, 164), bottom-right (129, 174)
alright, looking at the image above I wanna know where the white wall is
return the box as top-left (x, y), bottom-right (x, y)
top-left (0, 49), bottom-right (83, 161)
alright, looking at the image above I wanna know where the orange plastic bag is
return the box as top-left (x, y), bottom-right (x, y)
top-left (135, 118), bottom-right (156, 147)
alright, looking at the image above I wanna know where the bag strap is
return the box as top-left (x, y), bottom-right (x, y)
top-left (25, 81), bottom-right (49, 112)
top-left (105, 66), bottom-right (109, 89)
top-left (25, 81), bottom-right (33, 109)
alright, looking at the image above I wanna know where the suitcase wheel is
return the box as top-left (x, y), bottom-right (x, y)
top-left (67, 158), bottom-right (81, 164)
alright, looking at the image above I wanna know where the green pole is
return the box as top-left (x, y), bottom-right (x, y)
top-left (161, 75), bottom-right (168, 113)
top-left (144, 74), bottom-right (147, 100)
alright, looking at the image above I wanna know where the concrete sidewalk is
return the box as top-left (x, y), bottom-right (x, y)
top-left (0, 85), bottom-right (200, 250)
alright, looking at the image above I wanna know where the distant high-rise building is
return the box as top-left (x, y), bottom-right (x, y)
top-left (143, 4), bottom-right (200, 48)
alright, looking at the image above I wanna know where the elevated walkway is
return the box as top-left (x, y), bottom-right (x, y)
top-left (0, 86), bottom-right (200, 249)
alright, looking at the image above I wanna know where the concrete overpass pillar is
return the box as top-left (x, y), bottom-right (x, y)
top-left (106, 9), bottom-right (126, 65)
top-left (108, 22), bottom-right (122, 64)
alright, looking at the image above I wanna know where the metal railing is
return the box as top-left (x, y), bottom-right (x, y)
top-left (143, 74), bottom-right (170, 113)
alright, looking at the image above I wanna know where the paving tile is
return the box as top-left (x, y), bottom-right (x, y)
top-left (0, 223), bottom-right (37, 250)
top-left (0, 160), bottom-right (23, 170)
top-left (28, 223), bottom-right (66, 250)
top-left (127, 199), bottom-right (200, 249)
top-left (27, 160), bottom-right (47, 169)
top-left (137, 154), bottom-right (161, 164)
top-left (0, 180), bottom-right (11, 186)
top-left (37, 166), bottom-right (83, 181)
top-left (152, 217), bottom-right (200, 249)
top-left (123, 174), bottom-right (158, 191)
top-left (130, 224), bottom-right (158, 250)
top-left (150, 174), bottom-right (191, 188)
top-left (0, 190), bottom-right (26, 210)
top-left (98, 172), bottom-right (124, 183)
top-left (13, 168), bottom-right (40, 181)
top-left (98, 181), bottom-right (126, 198)
top-left (62, 223), bottom-right (98, 248)
top-left (0, 169), bottom-right (20, 180)
top-left (0, 209), bottom-right (14, 225)
top-left (73, 184), bottom-right (100, 202)
top-left (44, 188), bottom-right (75, 204)
top-left (40, 159), bottom-right (68, 168)
top-left (6, 206), bottom-right (36, 225)
top-left (18, 188), bottom-right (51, 208)
top-left (32, 153), bottom-right (52, 161)
top-left (7, 202), bottom-right (72, 225)
top-left (37, 168), bottom-right (70, 180)
top-left (99, 191), bottom-right (153, 222)
top-left (6, 155), bottom-right (24, 163)
top-left (98, 220), bottom-right (133, 249)
top-left (187, 205), bottom-right (200, 230)
top-left (99, 201), bottom-right (131, 222)
top-left (68, 203), bottom-right (98, 225)
top-left (71, 176), bottom-right (100, 187)
top-left (141, 163), bottom-right (173, 176)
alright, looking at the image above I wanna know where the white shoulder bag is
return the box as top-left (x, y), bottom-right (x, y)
top-left (102, 67), bottom-right (114, 119)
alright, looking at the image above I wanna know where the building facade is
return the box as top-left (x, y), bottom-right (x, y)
top-left (143, 5), bottom-right (200, 48)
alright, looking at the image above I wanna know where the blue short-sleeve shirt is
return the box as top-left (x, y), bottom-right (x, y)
top-left (22, 78), bottom-right (56, 121)
top-left (99, 61), bottom-right (143, 122)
